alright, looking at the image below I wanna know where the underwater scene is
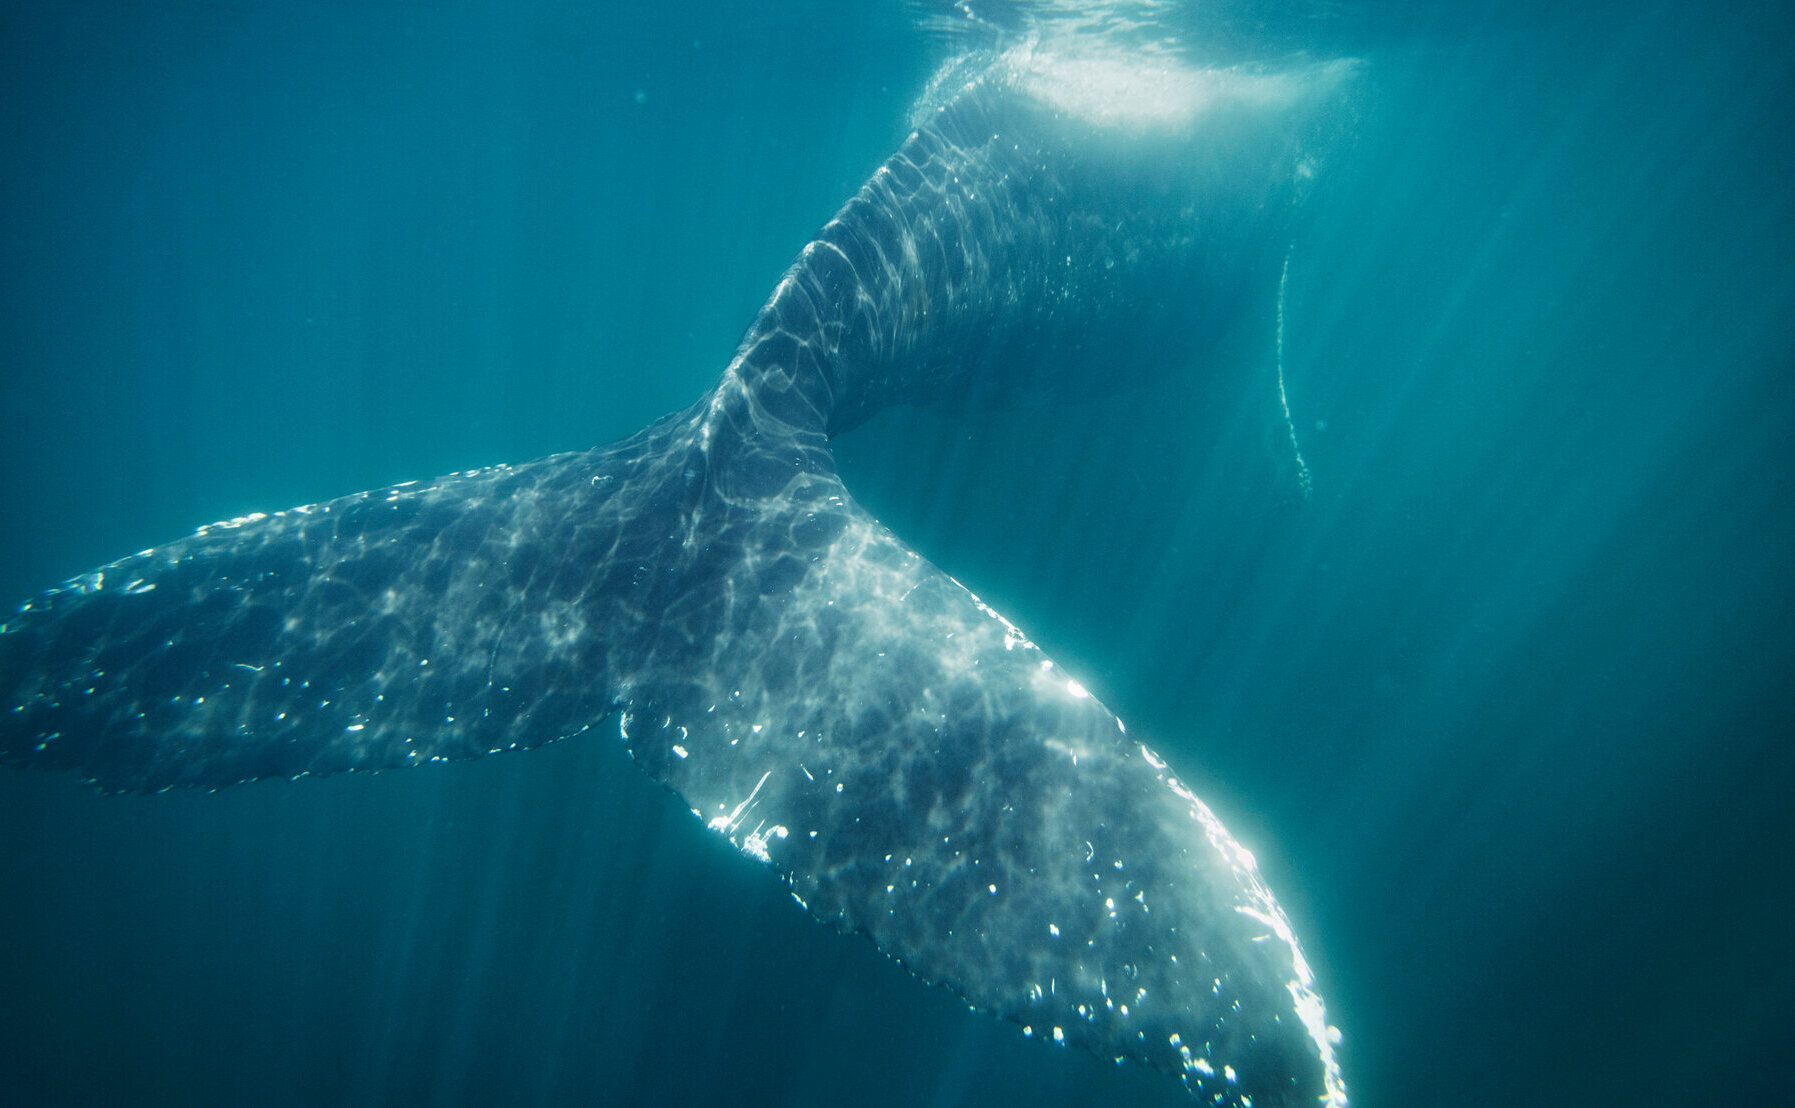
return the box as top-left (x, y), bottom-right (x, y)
top-left (1, 1), bottom-right (1790, 1105)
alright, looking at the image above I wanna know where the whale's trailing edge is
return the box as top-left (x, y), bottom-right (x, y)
top-left (2, 50), bottom-right (1354, 1107)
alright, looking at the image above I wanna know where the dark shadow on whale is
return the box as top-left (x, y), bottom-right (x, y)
top-left (2, 47), bottom-right (1355, 1107)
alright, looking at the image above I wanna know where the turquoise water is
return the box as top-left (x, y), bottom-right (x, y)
top-left (2, 2), bottom-right (1790, 1105)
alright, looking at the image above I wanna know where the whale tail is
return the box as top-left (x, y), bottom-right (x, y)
top-left (4, 48), bottom-right (1355, 1108)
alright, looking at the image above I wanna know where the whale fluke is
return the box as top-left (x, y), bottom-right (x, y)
top-left (3, 49), bottom-right (1354, 1107)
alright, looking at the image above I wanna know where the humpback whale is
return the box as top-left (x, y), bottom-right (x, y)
top-left (2, 42), bottom-right (1355, 1108)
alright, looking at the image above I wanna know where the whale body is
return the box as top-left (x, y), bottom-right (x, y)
top-left (2, 47), bottom-right (1354, 1107)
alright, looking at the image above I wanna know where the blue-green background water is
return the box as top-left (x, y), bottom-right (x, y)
top-left (2, 2), bottom-right (1790, 1105)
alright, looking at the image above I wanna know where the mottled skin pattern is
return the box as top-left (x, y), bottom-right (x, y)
top-left (2, 56), bottom-right (1352, 1107)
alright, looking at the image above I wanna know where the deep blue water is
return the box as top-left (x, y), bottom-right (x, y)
top-left (2, 2), bottom-right (1791, 1106)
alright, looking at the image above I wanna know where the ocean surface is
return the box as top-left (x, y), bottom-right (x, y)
top-left (1, 2), bottom-right (1790, 1105)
